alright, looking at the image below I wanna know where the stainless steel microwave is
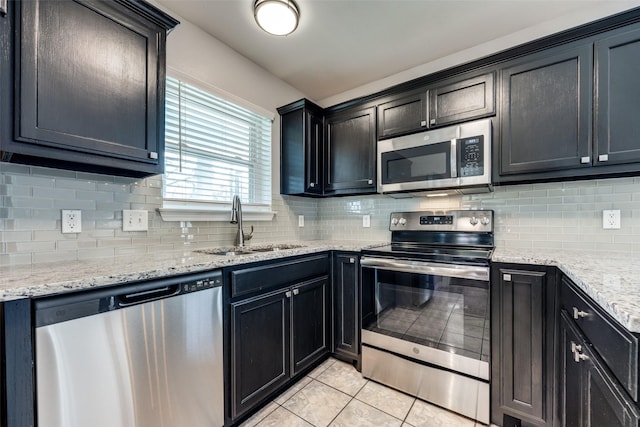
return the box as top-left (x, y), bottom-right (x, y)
top-left (377, 118), bottom-right (492, 196)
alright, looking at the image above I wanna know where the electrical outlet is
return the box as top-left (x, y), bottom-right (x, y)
top-left (61, 210), bottom-right (82, 234)
top-left (298, 215), bottom-right (304, 227)
top-left (363, 215), bottom-right (371, 228)
top-left (123, 210), bottom-right (148, 231)
top-left (603, 209), bottom-right (621, 229)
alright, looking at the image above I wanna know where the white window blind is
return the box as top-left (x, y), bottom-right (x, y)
top-left (163, 77), bottom-right (272, 207)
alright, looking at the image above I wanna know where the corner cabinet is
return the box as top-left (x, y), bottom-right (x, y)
top-left (332, 252), bottom-right (360, 369)
top-left (0, 0), bottom-right (178, 178)
top-left (325, 106), bottom-right (377, 195)
top-left (559, 276), bottom-right (640, 427)
top-left (491, 264), bottom-right (558, 427)
top-left (278, 99), bottom-right (324, 196)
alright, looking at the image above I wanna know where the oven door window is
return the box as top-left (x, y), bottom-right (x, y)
top-left (362, 268), bottom-right (489, 362)
top-left (380, 141), bottom-right (451, 185)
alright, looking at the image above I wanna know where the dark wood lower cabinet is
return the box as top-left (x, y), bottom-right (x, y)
top-left (230, 289), bottom-right (290, 420)
top-left (332, 253), bottom-right (360, 368)
top-left (230, 275), bottom-right (329, 421)
top-left (560, 311), bottom-right (640, 427)
top-left (491, 264), bottom-right (557, 427)
top-left (291, 277), bottom-right (329, 375)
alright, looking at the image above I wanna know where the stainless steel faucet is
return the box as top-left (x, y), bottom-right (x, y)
top-left (230, 195), bottom-right (253, 247)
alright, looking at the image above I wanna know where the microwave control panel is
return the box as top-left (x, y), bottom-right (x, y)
top-left (458, 135), bottom-right (484, 177)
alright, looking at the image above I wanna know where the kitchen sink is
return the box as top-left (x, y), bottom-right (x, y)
top-left (196, 244), bottom-right (306, 256)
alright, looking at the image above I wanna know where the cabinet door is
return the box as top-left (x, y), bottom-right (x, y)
top-left (595, 24), bottom-right (640, 167)
top-left (325, 107), bottom-right (376, 194)
top-left (11, 0), bottom-right (165, 175)
top-left (560, 311), bottom-right (585, 427)
top-left (429, 72), bottom-right (495, 127)
top-left (499, 44), bottom-right (593, 177)
top-left (583, 346), bottom-right (640, 427)
top-left (230, 290), bottom-right (290, 419)
top-left (279, 100), bottom-right (325, 196)
top-left (377, 91), bottom-right (427, 139)
top-left (332, 253), bottom-right (360, 364)
top-left (291, 277), bottom-right (329, 375)
top-left (305, 111), bottom-right (324, 194)
top-left (491, 266), bottom-right (556, 427)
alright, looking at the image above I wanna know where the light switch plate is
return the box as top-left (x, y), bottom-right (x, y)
top-left (123, 210), bottom-right (148, 231)
top-left (298, 215), bottom-right (304, 227)
top-left (363, 215), bottom-right (371, 228)
top-left (61, 210), bottom-right (82, 234)
top-left (603, 210), bottom-right (621, 229)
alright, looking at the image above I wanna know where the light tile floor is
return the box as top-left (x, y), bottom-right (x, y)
top-left (240, 357), bottom-right (491, 427)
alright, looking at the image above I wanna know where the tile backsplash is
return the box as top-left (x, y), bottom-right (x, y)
top-left (2, 161), bottom-right (640, 266)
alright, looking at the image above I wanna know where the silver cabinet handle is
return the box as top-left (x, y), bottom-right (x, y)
top-left (293, 288), bottom-right (299, 296)
top-left (349, 257), bottom-right (355, 264)
top-left (573, 307), bottom-right (588, 319)
top-left (580, 156), bottom-right (590, 164)
top-left (420, 120), bottom-right (427, 127)
top-left (309, 182), bottom-right (315, 188)
top-left (149, 152), bottom-right (158, 160)
top-left (450, 139), bottom-right (457, 178)
top-left (285, 291), bottom-right (292, 298)
top-left (367, 179), bottom-right (373, 185)
top-left (599, 154), bottom-right (609, 162)
top-left (503, 274), bottom-right (512, 282)
top-left (430, 118), bottom-right (436, 125)
top-left (570, 341), bottom-right (589, 363)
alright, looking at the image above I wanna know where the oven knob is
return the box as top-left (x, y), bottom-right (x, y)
top-left (469, 216), bottom-right (479, 226)
top-left (481, 217), bottom-right (490, 226)
top-left (398, 218), bottom-right (407, 226)
top-left (391, 217), bottom-right (399, 226)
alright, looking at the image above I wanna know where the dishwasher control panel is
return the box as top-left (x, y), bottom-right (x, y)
top-left (182, 276), bottom-right (222, 293)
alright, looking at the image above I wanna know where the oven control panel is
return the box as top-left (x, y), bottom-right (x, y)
top-left (389, 210), bottom-right (493, 232)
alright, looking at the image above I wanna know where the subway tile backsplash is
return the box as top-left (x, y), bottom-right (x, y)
top-left (2, 161), bottom-right (640, 266)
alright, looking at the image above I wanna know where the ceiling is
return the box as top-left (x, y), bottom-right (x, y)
top-left (157, 0), bottom-right (640, 102)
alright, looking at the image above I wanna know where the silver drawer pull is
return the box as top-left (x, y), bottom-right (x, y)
top-left (580, 156), bottom-right (590, 164)
top-left (349, 257), bottom-right (355, 264)
top-left (503, 274), bottom-right (512, 282)
top-left (309, 182), bottom-right (315, 188)
top-left (599, 154), bottom-right (609, 162)
top-left (285, 291), bottom-right (292, 298)
top-left (573, 307), bottom-right (588, 319)
top-left (293, 288), bottom-right (299, 296)
top-left (420, 120), bottom-right (427, 127)
top-left (571, 342), bottom-right (582, 353)
top-left (574, 351), bottom-right (589, 363)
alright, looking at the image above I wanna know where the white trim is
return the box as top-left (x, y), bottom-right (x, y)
top-left (158, 202), bottom-right (276, 222)
top-left (166, 67), bottom-right (276, 121)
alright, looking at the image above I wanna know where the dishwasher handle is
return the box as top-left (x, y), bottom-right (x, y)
top-left (116, 284), bottom-right (181, 307)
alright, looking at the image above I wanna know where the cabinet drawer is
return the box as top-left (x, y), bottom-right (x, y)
top-left (561, 277), bottom-right (639, 401)
top-left (231, 254), bottom-right (329, 298)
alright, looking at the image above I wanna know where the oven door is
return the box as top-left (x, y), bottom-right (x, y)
top-left (360, 256), bottom-right (490, 380)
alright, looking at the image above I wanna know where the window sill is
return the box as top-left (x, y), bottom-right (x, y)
top-left (158, 204), bottom-right (276, 222)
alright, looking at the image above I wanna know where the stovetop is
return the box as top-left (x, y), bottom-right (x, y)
top-left (363, 210), bottom-right (495, 265)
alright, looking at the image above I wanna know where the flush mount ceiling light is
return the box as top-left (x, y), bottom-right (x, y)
top-left (254, 0), bottom-right (300, 36)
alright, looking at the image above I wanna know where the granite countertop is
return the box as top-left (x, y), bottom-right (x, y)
top-left (493, 248), bottom-right (640, 334)
top-left (0, 240), bottom-right (385, 300)
top-left (2, 242), bottom-right (639, 334)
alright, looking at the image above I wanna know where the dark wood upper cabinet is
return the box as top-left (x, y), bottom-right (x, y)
top-left (595, 24), bottom-right (640, 167)
top-left (376, 91), bottom-right (427, 139)
top-left (0, 0), bottom-right (178, 177)
top-left (428, 71), bottom-right (495, 127)
top-left (325, 106), bottom-right (377, 195)
top-left (499, 43), bottom-right (593, 177)
top-left (278, 99), bottom-right (324, 196)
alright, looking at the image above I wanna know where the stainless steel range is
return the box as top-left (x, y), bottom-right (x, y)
top-left (360, 209), bottom-right (493, 424)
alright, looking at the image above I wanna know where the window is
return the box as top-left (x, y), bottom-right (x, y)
top-left (163, 77), bottom-right (272, 212)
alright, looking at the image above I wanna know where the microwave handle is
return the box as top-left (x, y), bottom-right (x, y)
top-left (450, 138), bottom-right (457, 178)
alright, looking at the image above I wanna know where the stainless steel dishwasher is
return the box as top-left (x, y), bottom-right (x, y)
top-left (34, 270), bottom-right (223, 427)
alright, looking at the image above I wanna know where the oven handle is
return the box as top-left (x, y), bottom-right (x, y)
top-left (360, 256), bottom-right (489, 281)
